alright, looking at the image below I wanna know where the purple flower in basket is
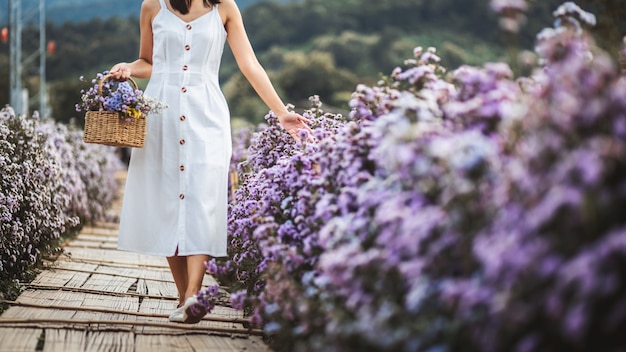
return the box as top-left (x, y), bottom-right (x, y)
top-left (76, 71), bottom-right (166, 120)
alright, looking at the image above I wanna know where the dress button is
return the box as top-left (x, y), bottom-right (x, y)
top-left (180, 194), bottom-right (185, 200)
top-left (180, 115), bottom-right (186, 121)
top-left (181, 87), bottom-right (187, 93)
top-left (180, 139), bottom-right (186, 145)
top-left (180, 165), bottom-right (185, 171)
top-left (184, 45), bottom-right (190, 51)
top-left (186, 24), bottom-right (192, 30)
top-left (183, 65), bottom-right (188, 71)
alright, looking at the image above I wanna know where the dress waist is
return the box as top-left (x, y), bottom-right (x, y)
top-left (150, 71), bottom-right (218, 87)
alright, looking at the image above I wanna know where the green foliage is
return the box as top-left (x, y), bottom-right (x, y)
top-left (2, 0), bottom-right (624, 124)
top-left (0, 53), bottom-right (8, 107)
top-left (277, 51), bottom-right (357, 105)
top-left (42, 18), bottom-right (140, 81)
top-left (223, 71), bottom-right (270, 124)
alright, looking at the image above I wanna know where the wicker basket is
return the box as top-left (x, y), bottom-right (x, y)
top-left (83, 74), bottom-right (147, 148)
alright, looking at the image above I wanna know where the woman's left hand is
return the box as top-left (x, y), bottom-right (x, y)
top-left (109, 63), bottom-right (132, 81)
top-left (277, 112), bottom-right (314, 142)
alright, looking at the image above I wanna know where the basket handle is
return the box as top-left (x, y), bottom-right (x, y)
top-left (98, 73), bottom-right (139, 96)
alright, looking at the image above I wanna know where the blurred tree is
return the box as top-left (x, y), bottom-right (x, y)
top-left (277, 51), bottom-right (357, 106)
top-left (312, 31), bottom-right (378, 74)
top-left (48, 78), bottom-right (86, 125)
top-left (223, 71), bottom-right (272, 124)
top-left (0, 54), bottom-right (8, 105)
top-left (7, 0), bottom-right (622, 123)
top-left (41, 17), bottom-right (139, 81)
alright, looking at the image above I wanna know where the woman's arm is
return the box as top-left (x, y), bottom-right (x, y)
top-left (109, 0), bottom-right (158, 80)
top-left (220, 0), bottom-right (312, 137)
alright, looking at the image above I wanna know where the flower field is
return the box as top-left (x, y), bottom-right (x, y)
top-left (203, 2), bottom-right (626, 351)
top-left (0, 106), bottom-right (122, 301)
top-left (1, 1), bottom-right (625, 351)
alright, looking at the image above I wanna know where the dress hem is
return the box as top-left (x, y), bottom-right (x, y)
top-left (116, 245), bottom-right (228, 258)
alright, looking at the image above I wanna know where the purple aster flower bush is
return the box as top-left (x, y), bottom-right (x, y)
top-left (36, 121), bottom-right (89, 226)
top-left (228, 125), bottom-right (255, 204)
top-left (1, 106), bottom-right (122, 302)
top-left (36, 120), bottom-right (122, 225)
top-left (201, 3), bottom-right (625, 351)
top-left (0, 107), bottom-right (77, 298)
top-left (444, 5), bottom-right (626, 350)
top-left (202, 97), bottom-right (347, 341)
top-left (208, 105), bottom-right (308, 290)
top-left (64, 127), bottom-right (123, 223)
top-left (301, 49), bottom-right (510, 351)
top-left (196, 283), bottom-right (221, 315)
top-left (443, 61), bottom-right (525, 135)
top-left (490, 0), bottom-right (530, 33)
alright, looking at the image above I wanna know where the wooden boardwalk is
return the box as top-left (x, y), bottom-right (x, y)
top-left (0, 173), bottom-right (269, 352)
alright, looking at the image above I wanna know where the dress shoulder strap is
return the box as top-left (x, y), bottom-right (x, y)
top-left (158, 0), bottom-right (167, 10)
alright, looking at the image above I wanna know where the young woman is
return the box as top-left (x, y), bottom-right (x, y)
top-left (109, 0), bottom-right (311, 323)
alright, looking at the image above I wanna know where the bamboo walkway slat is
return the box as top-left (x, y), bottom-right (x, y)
top-left (42, 329), bottom-right (87, 352)
top-left (0, 329), bottom-right (41, 351)
top-left (0, 171), bottom-right (268, 351)
top-left (0, 319), bottom-right (263, 336)
top-left (2, 300), bottom-right (251, 325)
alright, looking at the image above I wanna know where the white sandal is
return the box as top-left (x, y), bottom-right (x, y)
top-left (168, 305), bottom-right (185, 322)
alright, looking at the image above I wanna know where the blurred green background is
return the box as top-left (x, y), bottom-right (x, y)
top-left (0, 0), bottom-right (624, 125)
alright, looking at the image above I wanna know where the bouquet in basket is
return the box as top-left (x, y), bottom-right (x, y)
top-left (76, 71), bottom-right (166, 148)
top-left (75, 71), bottom-right (166, 121)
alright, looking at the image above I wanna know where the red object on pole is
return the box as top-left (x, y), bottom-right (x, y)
top-left (1, 27), bottom-right (8, 44)
top-left (47, 40), bottom-right (56, 55)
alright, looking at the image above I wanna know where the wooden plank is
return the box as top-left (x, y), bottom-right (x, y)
top-left (54, 258), bottom-right (171, 273)
top-left (184, 334), bottom-right (271, 352)
top-left (2, 290), bottom-right (80, 323)
top-left (62, 247), bottom-right (136, 262)
top-left (77, 295), bottom-right (139, 320)
top-left (76, 234), bottom-right (118, 243)
top-left (135, 298), bottom-right (178, 334)
top-left (135, 298), bottom-right (249, 335)
top-left (0, 167), bottom-right (269, 351)
top-left (80, 273), bottom-right (136, 293)
top-left (83, 331), bottom-right (134, 352)
top-left (30, 263), bottom-right (94, 288)
top-left (0, 319), bottom-right (262, 336)
top-left (42, 329), bottom-right (87, 351)
top-left (17, 289), bottom-right (85, 305)
top-left (68, 239), bottom-right (118, 250)
top-left (91, 221), bottom-right (121, 230)
top-left (135, 276), bottom-right (218, 303)
top-left (134, 335), bottom-right (194, 351)
top-left (0, 328), bottom-right (42, 352)
top-left (60, 247), bottom-right (169, 269)
top-left (73, 295), bottom-right (137, 352)
top-left (137, 253), bottom-right (171, 267)
top-left (137, 279), bottom-right (179, 299)
top-left (51, 260), bottom-right (99, 273)
top-left (95, 266), bottom-right (175, 283)
top-left (0, 306), bottom-right (72, 321)
top-left (79, 227), bottom-right (119, 237)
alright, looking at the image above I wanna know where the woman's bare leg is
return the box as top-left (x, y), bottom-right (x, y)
top-left (167, 255), bottom-right (189, 307)
top-left (184, 255), bottom-right (209, 299)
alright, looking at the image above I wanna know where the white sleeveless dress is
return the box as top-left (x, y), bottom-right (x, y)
top-left (117, 0), bottom-right (230, 257)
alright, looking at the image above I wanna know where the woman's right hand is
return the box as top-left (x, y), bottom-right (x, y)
top-left (109, 63), bottom-right (132, 81)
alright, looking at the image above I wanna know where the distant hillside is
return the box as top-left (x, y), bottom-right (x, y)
top-left (0, 0), bottom-right (297, 25)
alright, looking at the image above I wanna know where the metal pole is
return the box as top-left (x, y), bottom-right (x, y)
top-left (9, 0), bottom-right (23, 114)
top-left (39, 0), bottom-right (46, 118)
